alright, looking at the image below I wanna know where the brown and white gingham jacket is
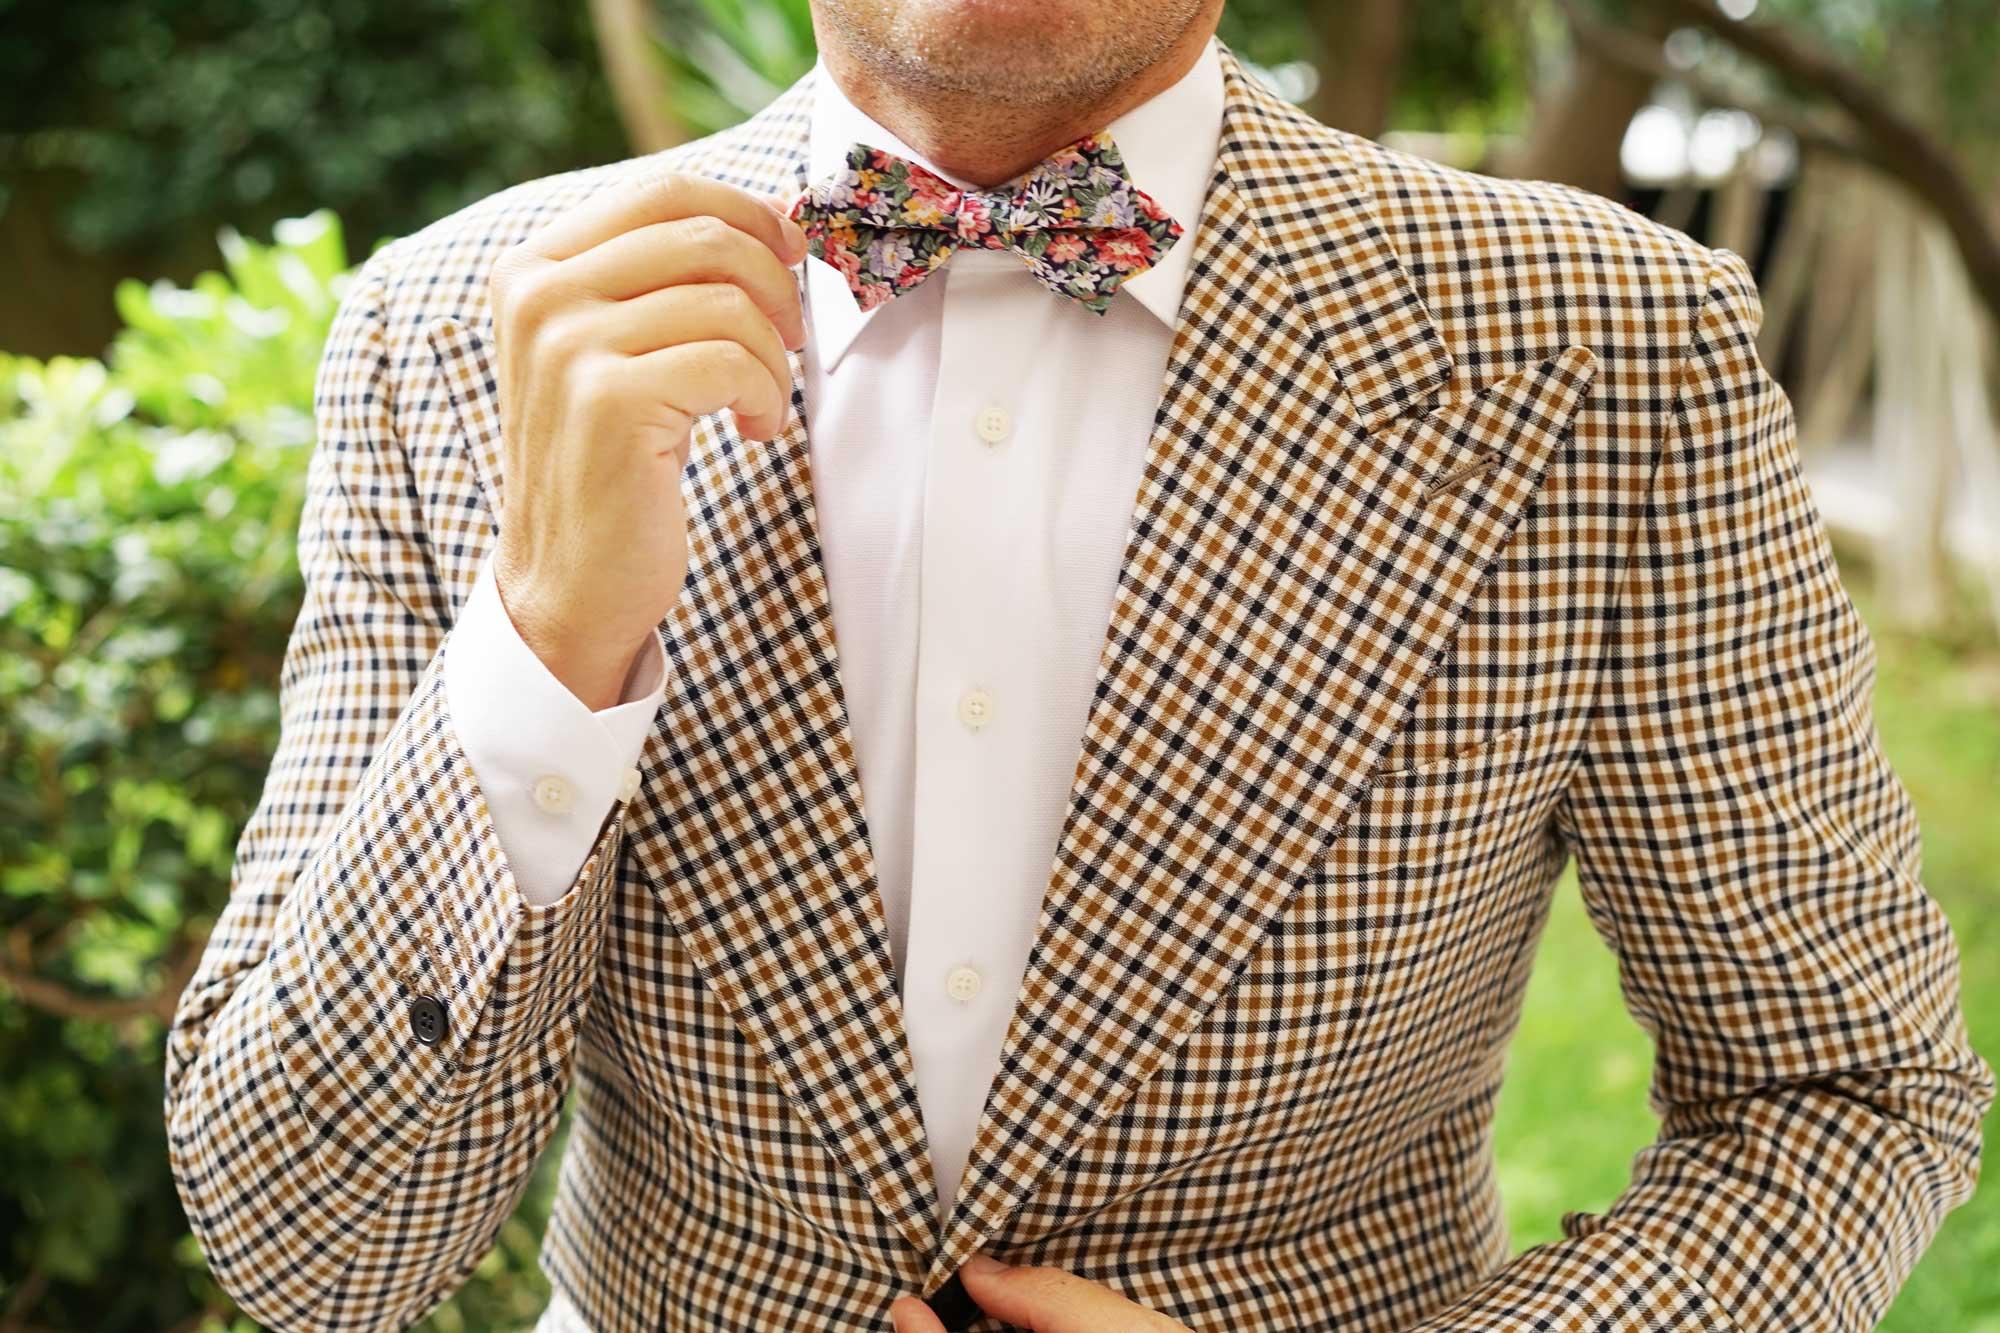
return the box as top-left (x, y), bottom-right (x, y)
top-left (164, 38), bottom-right (1992, 1333)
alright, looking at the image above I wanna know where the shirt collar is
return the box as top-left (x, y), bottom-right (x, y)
top-left (801, 35), bottom-right (1225, 372)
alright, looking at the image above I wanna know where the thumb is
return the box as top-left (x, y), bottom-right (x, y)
top-left (889, 1294), bottom-right (948, 1333)
top-left (955, 1254), bottom-right (1157, 1333)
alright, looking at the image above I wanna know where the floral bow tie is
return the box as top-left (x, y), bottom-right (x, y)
top-left (787, 131), bottom-right (1183, 316)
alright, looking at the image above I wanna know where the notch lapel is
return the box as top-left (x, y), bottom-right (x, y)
top-left (923, 45), bottom-right (1597, 1289)
top-left (425, 74), bottom-right (943, 1263)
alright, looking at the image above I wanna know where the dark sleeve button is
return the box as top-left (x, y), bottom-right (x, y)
top-left (924, 1272), bottom-right (980, 1331)
top-left (409, 994), bottom-right (448, 1046)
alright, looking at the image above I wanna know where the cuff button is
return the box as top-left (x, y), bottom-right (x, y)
top-left (410, 994), bottom-right (448, 1046)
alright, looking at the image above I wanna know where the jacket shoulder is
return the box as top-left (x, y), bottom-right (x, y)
top-left (1343, 131), bottom-right (1716, 284)
top-left (1324, 131), bottom-right (1732, 396)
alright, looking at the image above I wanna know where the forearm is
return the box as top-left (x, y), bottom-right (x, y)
top-left (166, 647), bottom-right (625, 1331)
top-left (1408, 1062), bottom-right (1984, 1333)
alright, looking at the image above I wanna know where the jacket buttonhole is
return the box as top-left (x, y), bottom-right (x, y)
top-left (1426, 452), bottom-right (1501, 500)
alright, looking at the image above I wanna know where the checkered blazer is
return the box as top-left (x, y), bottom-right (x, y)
top-left (164, 38), bottom-right (1991, 1333)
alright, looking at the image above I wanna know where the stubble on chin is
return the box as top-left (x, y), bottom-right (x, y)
top-left (816, 0), bottom-right (1203, 110)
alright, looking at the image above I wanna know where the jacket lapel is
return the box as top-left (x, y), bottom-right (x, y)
top-left (425, 75), bottom-right (944, 1264)
top-left (923, 44), bottom-right (1597, 1288)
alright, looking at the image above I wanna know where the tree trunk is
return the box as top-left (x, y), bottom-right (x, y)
top-left (589, 0), bottom-right (685, 155)
top-left (1922, 213), bottom-right (2000, 629)
top-left (1506, 6), bottom-right (1669, 199)
top-left (1873, 200), bottom-right (1957, 631)
top-left (0, 172), bottom-right (214, 358)
top-left (1306, 0), bottom-right (1410, 139)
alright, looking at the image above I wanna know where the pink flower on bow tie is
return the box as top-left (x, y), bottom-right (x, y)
top-left (952, 194), bottom-right (993, 243)
top-left (1043, 232), bottom-right (1089, 265)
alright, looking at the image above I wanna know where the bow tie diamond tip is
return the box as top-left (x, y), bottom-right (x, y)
top-left (787, 131), bottom-right (1183, 315)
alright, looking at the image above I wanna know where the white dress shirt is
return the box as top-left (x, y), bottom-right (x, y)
top-left (449, 36), bottom-right (1225, 1226)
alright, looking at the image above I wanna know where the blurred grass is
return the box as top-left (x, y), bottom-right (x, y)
top-left (1491, 599), bottom-right (2000, 1327)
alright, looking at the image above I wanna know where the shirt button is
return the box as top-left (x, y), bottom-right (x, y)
top-left (618, 767), bottom-right (641, 802)
top-left (957, 688), bottom-right (994, 730)
top-left (409, 994), bottom-right (448, 1046)
top-left (532, 774), bottom-right (574, 815)
top-left (974, 405), bottom-right (1011, 444)
top-left (945, 965), bottom-right (983, 1003)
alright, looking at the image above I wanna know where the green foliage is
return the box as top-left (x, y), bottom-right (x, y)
top-left (658, 0), bottom-right (821, 136)
top-left (0, 214), bottom-right (337, 1328)
top-left (0, 0), bottom-right (626, 260)
top-left (1392, 0), bottom-right (1537, 136)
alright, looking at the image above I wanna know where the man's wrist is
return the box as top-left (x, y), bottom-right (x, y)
top-left (494, 563), bottom-right (656, 711)
top-left (516, 622), bottom-right (655, 712)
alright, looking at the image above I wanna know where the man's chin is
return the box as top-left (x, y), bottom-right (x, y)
top-left (889, 0), bottom-right (1084, 68)
top-left (829, 0), bottom-right (1197, 107)
top-left (906, 0), bottom-right (1060, 21)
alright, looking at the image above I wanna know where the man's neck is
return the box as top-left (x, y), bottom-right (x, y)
top-left (812, 15), bottom-right (1218, 188)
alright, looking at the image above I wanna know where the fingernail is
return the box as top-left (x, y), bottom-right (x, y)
top-left (962, 1253), bottom-right (1007, 1275)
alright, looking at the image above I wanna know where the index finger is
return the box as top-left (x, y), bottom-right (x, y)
top-left (525, 172), bottom-right (808, 266)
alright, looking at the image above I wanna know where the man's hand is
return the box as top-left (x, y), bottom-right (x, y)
top-left (486, 173), bottom-right (809, 709)
top-left (889, 1254), bottom-right (1194, 1332)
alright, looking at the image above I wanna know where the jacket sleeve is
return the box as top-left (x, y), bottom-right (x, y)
top-left (1410, 247), bottom-right (1994, 1331)
top-left (163, 246), bottom-right (629, 1332)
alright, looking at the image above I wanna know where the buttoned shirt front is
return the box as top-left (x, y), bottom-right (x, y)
top-left (448, 36), bottom-right (1225, 1225)
top-left (794, 39), bottom-right (1224, 1217)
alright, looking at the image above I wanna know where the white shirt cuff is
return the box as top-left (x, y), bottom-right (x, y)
top-left (445, 554), bottom-right (667, 905)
